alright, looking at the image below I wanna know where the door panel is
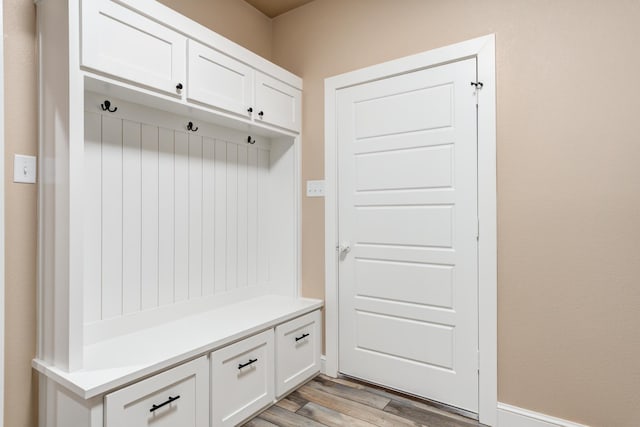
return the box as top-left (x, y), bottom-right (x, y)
top-left (338, 58), bottom-right (478, 412)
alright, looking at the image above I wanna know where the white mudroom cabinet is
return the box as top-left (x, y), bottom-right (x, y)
top-left (33, 1), bottom-right (320, 426)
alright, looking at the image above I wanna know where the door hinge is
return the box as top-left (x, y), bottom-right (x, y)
top-left (476, 219), bottom-right (480, 240)
top-left (477, 350), bottom-right (480, 373)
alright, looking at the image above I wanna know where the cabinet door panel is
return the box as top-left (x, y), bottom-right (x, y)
top-left (255, 72), bottom-right (301, 132)
top-left (275, 310), bottom-right (321, 397)
top-left (104, 356), bottom-right (208, 427)
top-left (82, 0), bottom-right (186, 96)
top-left (210, 330), bottom-right (274, 427)
top-left (188, 40), bottom-right (254, 117)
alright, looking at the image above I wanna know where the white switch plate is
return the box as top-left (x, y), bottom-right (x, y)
top-left (306, 180), bottom-right (325, 197)
top-left (14, 154), bottom-right (37, 184)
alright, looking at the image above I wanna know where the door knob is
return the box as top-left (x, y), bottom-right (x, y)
top-left (338, 241), bottom-right (351, 255)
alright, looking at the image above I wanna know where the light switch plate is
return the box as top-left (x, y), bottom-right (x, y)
top-left (14, 154), bottom-right (37, 184)
top-left (306, 180), bottom-right (325, 197)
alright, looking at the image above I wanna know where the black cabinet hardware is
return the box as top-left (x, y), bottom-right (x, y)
top-left (295, 333), bottom-right (310, 342)
top-left (187, 121), bottom-right (199, 132)
top-left (100, 100), bottom-right (117, 113)
top-left (247, 136), bottom-right (256, 144)
top-left (258, 111), bottom-right (264, 118)
top-left (470, 81), bottom-right (483, 89)
top-left (238, 358), bottom-right (258, 369)
top-left (176, 83), bottom-right (184, 90)
top-left (247, 107), bottom-right (253, 114)
top-left (150, 395), bottom-right (180, 412)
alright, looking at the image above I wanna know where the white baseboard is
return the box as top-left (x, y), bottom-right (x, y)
top-left (498, 403), bottom-right (589, 427)
top-left (320, 355), bottom-right (326, 375)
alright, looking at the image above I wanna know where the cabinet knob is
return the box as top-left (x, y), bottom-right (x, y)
top-left (247, 107), bottom-right (253, 114)
top-left (176, 83), bottom-right (184, 91)
top-left (258, 111), bottom-right (264, 118)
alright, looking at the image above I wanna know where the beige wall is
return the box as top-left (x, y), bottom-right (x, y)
top-left (157, 0), bottom-right (273, 59)
top-left (3, 0), bottom-right (38, 426)
top-left (271, 1), bottom-right (640, 426)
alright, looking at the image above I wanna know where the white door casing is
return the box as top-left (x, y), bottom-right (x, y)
top-left (337, 58), bottom-right (479, 412)
top-left (325, 35), bottom-right (497, 425)
top-left (0, 0), bottom-right (5, 424)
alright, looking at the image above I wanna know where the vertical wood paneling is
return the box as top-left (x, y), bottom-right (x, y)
top-left (189, 135), bottom-right (203, 299)
top-left (101, 115), bottom-right (124, 319)
top-left (158, 128), bottom-right (175, 307)
top-left (122, 120), bottom-right (142, 315)
top-left (141, 125), bottom-right (159, 310)
top-left (85, 110), bottom-right (278, 322)
top-left (257, 149), bottom-right (270, 284)
top-left (247, 147), bottom-right (258, 287)
top-left (226, 143), bottom-right (238, 291)
top-left (214, 140), bottom-right (227, 293)
top-left (174, 131), bottom-right (189, 302)
top-left (202, 138), bottom-right (216, 296)
top-left (84, 112), bottom-right (102, 323)
top-left (237, 145), bottom-right (249, 288)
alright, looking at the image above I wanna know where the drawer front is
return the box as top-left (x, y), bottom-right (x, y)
top-left (275, 310), bottom-right (321, 397)
top-left (210, 329), bottom-right (274, 427)
top-left (255, 72), bottom-right (301, 133)
top-left (187, 40), bottom-right (254, 117)
top-left (104, 356), bottom-right (209, 427)
top-left (82, 0), bottom-right (186, 96)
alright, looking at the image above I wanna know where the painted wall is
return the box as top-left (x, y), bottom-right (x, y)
top-left (3, 1), bottom-right (38, 425)
top-left (270, 1), bottom-right (640, 426)
top-left (157, 0), bottom-right (273, 59)
top-left (1, 0), bottom-right (271, 425)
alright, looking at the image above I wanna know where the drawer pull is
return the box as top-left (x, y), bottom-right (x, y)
top-left (238, 358), bottom-right (258, 370)
top-left (295, 333), bottom-right (310, 342)
top-left (150, 395), bottom-right (181, 412)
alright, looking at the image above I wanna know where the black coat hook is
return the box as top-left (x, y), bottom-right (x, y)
top-left (101, 100), bottom-right (117, 113)
top-left (247, 136), bottom-right (256, 144)
top-left (187, 121), bottom-right (199, 132)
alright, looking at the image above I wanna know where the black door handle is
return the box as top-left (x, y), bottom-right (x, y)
top-left (295, 333), bottom-right (310, 342)
top-left (150, 395), bottom-right (180, 412)
top-left (238, 358), bottom-right (258, 369)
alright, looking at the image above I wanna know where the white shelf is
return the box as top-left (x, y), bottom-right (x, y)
top-left (32, 295), bottom-right (322, 399)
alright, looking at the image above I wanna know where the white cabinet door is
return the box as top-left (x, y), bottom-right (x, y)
top-left (188, 40), bottom-right (254, 118)
top-left (210, 330), bottom-right (274, 427)
top-left (275, 310), bottom-right (321, 397)
top-left (104, 356), bottom-right (209, 427)
top-left (255, 72), bottom-right (301, 132)
top-left (82, 0), bottom-right (186, 96)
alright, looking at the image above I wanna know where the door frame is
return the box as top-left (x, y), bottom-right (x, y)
top-left (324, 34), bottom-right (497, 426)
top-left (0, 0), bottom-right (5, 424)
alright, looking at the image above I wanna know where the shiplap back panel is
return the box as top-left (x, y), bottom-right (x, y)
top-left (83, 111), bottom-right (271, 323)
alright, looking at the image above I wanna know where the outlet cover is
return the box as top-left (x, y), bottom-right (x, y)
top-left (14, 154), bottom-right (37, 184)
top-left (306, 180), bottom-right (325, 197)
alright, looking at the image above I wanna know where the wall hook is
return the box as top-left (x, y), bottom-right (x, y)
top-left (101, 100), bottom-right (118, 113)
top-left (247, 136), bottom-right (256, 144)
top-left (187, 121), bottom-right (199, 132)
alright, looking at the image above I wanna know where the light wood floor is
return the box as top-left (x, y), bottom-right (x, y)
top-left (243, 375), bottom-right (484, 427)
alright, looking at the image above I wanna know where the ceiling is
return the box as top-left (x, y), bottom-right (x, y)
top-left (244, 0), bottom-right (314, 18)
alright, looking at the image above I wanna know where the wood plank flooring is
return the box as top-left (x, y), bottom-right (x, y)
top-left (243, 375), bottom-right (485, 427)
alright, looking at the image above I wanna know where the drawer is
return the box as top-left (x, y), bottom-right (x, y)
top-left (210, 329), bottom-right (274, 427)
top-left (275, 310), bottom-right (321, 397)
top-left (104, 356), bottom-right (209, 427)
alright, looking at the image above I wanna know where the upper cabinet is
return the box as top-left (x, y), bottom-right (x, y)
top-left (187, 40), bottom-right (254, 118)
top-left (81, 0), bottom-right (187, 97)
top-left (81, 0), bottom-right (301, 133)
top-left (255, 72), bottom-right (302, 132)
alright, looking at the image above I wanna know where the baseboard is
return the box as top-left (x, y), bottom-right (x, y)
top-left (320, 354), bottom-right (326, 375)
top-left (498, 403), bottom-right (589, 427)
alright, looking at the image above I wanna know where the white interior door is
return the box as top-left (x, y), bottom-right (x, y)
top-left (337, 58), bottom-right (479, 412)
